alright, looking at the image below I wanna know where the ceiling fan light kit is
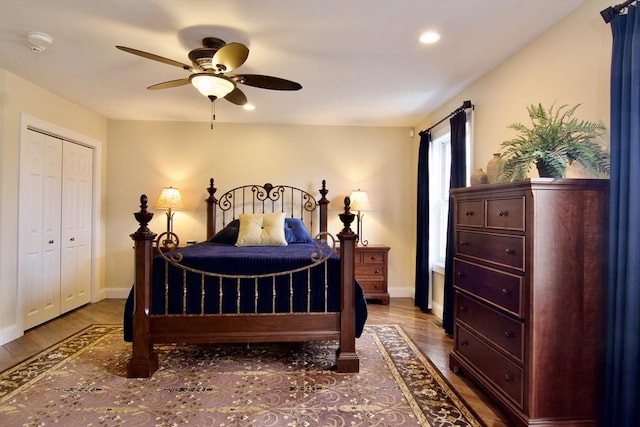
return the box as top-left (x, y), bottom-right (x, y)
top-left (189, 73), bottom-right (235, 99)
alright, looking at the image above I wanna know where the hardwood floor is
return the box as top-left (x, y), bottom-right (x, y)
top-left (0, 297), bottom-right (512, 426)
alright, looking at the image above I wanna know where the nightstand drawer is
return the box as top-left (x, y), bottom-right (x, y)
top-left (359, 280), bottom-right (386, 293)
top-left (356, 263), bottom-right (385, 278)
top-left (358, 250), bottom-right (386, 265)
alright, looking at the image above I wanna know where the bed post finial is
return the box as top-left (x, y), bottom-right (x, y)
top-left (131, 194), bottom-right (156, 236)
top-left (338, 196), bottom-right (355, 233)
top-left (206, 178), bottom-right (218, 240)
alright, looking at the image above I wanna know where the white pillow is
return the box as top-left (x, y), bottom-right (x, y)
top-left (235, 212), bottom-right (288, 247)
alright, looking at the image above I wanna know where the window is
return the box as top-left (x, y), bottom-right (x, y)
top-left (428, 116), bottom-right (472, 273)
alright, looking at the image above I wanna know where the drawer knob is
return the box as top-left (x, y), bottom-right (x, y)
top-left (456, 271), bottom-right (465, 277)
top-left (505, 248), bottom-right (515, 255)
top-left (498, 210), bottom-right (509, 217)
top-left (458, 306), bottom-right (468, 312)
top-left (465, 210), bottom-right (474, 216)
top-left (504, 374), bottom-right (513, 382)
top-left (501, 288), bottom-right (511, 296)
top-left (374, 269), bottom-right (381, 274)
top-left (370, 256), bottom-right (377, 260)
top-left (504, 331), bottom-right (514, 339)
top-left (460, 340), bottom-right (469, 346)
top-left (460, 241), bottom-right (469, 246)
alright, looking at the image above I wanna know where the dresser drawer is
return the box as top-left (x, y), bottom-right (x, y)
top-left (457, 231), bottom-right (525, 271)
top-left (455, 292), bottom-right (524, 361)
top-left (456, 325), bottom-right (524, 408)
top-left (456, 200), bottom-right (484, 227)
top-left (453, 259), bottom-right (524, 317)
top-left (485, 196), bottom-right (525, 231)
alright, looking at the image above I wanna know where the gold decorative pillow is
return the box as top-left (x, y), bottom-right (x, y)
top-left (235, 212), bottom-right (288, 246)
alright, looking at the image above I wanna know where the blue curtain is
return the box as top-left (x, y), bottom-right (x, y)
top-left (414, 130), bottom-right (431, 311)
top-left (604, 5), bottom-right (640, 426)
top-left (442, 111), bottom-right (467, 335)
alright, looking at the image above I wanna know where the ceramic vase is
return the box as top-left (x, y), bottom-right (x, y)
top-left (486, 153), bottom-right (504, 183)
top-left (471, 168), bottom-right (488, 186)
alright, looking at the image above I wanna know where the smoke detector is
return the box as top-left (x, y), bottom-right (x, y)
top-left (26, 31), bottom-right (53, 53)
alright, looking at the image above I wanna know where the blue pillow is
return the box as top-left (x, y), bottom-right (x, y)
top-left (209, 219), bottom-right (240, 244)
top-left (284, 218), bottom-right (314, 243)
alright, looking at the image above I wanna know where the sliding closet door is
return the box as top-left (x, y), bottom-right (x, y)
top-left (60, 141), bottom-right (93, 313)
top-left (19, 130), bottom-right (62, 329)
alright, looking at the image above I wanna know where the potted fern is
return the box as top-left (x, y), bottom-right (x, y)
top-left (499, 103), bottom-right (609, 181)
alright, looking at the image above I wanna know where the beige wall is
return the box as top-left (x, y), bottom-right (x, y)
top-left (413, 0), bottom-right (613, 315)
top-left (0, 70), bottom-right (108, 341)
top-left (106, 121), bottom-right (415, 297)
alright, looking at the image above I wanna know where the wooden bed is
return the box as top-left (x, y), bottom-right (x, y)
top-left (127, 178), bottom-right (361, 378)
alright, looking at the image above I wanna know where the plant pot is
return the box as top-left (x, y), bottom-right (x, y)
top-left (535, 161), bottom-right (564, 178)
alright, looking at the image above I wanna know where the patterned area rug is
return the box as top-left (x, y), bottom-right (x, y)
top-left (0, 324), bottom-right (481, 426)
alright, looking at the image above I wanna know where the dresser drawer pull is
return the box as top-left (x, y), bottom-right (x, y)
top-left (501, 288), bottom-right (511, 295)
top-left (504, 374), bottom-right (513, 382)
top-left (504, 331), bottom-right (514, 339)
top-left (465, 210), bottom-right (474, 216)
top-left (456, 271), bottom-right (465, 277)
top-left (374, 269), bottom-right (381, 274)
top-left (458, 306), bottom-right (468, 313)
top-left (505, 248), bottom-right (515, 255)
top-left (498, 210), bottom-right (509, 217)
top-left (460, 241), bottom-right (469, 246)
top-left (370, 255), bottom-right (378, 261)
top-left (460, 340), bottom-right (469, 346)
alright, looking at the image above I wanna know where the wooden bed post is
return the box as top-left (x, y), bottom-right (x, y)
top-left (127, 195), bottom-right (159, 378)
top-left (336, 196), bottom-right (359, 373)
top-left (205, 178), bottom-right (218, 240)
top-left (318, 179), bottom-right (329, 234)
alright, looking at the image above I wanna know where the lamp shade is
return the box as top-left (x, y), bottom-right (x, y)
top-left (189, 73), bottom-right (235, 98)
top-left (156, 187), bottom-right (184, 210)
top-left (349, 190), bottom-right (371, 211)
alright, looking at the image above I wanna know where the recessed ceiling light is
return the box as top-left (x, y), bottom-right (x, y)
top-left (419, 31), bottom-right (440, 44)
top-left (243, 103), bottom-right (255, 111)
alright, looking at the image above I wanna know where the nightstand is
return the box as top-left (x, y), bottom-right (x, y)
top-left (354, 245), bottom-right (390, 304)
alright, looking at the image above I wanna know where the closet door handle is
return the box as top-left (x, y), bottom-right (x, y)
top-left (48, 240), bottom-right (54, 244)
top-left (70, 237), bottom-right (75, 242)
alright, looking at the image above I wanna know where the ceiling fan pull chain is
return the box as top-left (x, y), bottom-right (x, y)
top-left (210, 99), bottom-right (216, 130)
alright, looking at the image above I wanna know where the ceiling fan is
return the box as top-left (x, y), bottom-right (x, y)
top-left (116, 37), bottom-right (302, 106)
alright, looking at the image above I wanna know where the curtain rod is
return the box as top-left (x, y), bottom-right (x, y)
top-left (420, 100), bottom-right (473, 135)
top-left (601, 0), bottom-right (636, 23)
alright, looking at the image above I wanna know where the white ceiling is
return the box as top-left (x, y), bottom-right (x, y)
top-left (0, 0), bottom-right (584, 127)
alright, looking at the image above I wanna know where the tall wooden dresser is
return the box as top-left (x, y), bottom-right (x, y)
top-left (449, 179), bottom-right (608, 427)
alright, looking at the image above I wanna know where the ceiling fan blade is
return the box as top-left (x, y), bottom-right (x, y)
top-left (116, 45), bottom-right (193, 71)
top-left (234, 74), bottom-right (302, 91)
top-left (212, 42), bottom-right (249, 73)
top-left (147, 78), bottom-right (191, 90)
top-left (224, 87), bottom-right (248, 105)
